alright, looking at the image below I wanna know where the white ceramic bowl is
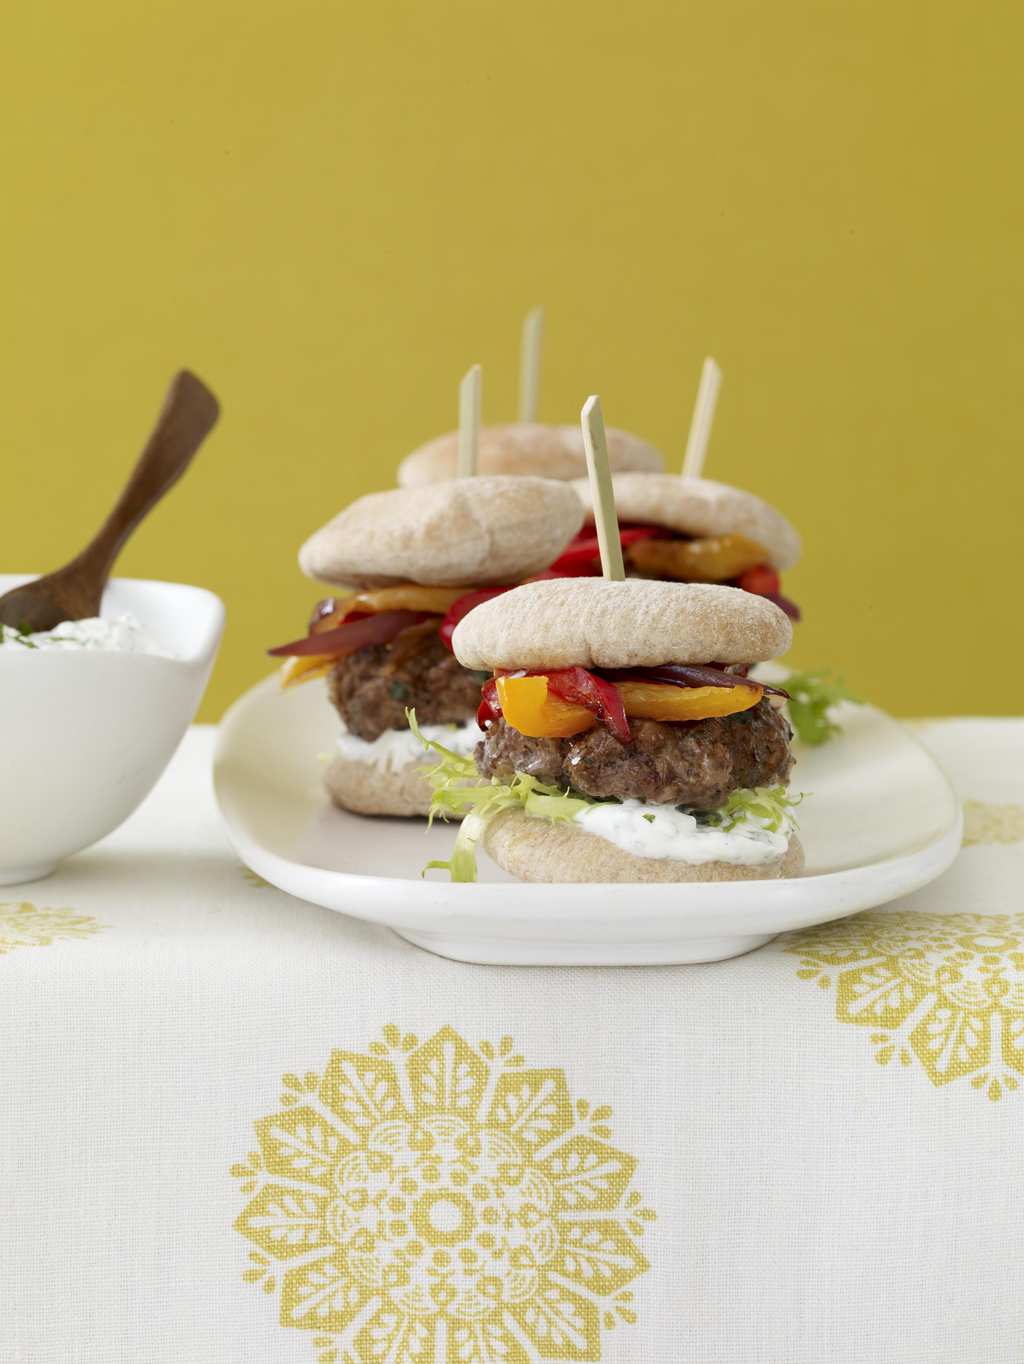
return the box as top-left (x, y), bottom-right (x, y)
top-left (0, 574), bottom-right (224, 884)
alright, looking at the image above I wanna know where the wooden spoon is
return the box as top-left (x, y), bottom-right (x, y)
top-left (0, 370), bottom-right (220, 633)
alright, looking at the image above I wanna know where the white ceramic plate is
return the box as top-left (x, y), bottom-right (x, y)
top-left (214, 676), bottom-right (959, 965)
top-left (214, 676), bottom-right (962, 966)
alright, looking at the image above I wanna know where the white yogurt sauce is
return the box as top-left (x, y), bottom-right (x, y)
top-left (574, 798), bottom-right (793, 866)
top-left (0, 615), bottom-right (171, 657)
top-left (337, 718), bottom-right (483, 774)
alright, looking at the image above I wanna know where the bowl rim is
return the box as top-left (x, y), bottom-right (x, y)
top-left (0, 573), bottom-right (225, 668)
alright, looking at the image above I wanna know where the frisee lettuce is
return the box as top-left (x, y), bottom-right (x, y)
top-left (407, 710), bottom-right (588, 882)
top-left (782, 670), bottom-right (860, 746)
top-left (702, 785), bottom-right (801, 833)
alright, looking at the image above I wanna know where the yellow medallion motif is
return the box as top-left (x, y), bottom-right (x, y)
top-left (962, 799), bottom-right (1024, 846)
top-left (232, 1025), bottom-right (655, 1363)
top-left (783, 912), bottom-right (1024, 1101)
top-left (0, 901), bottom-right (101, 957)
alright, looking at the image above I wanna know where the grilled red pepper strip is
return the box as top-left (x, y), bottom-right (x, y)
top-left (476, 666), bottom-right (631, 741)
top-left (544, 667), bottom-right (631, 744)
top-left (439, 588), bottom-right (512, 652)
top-left (477, 676), bottom-right (502, 728)
top-left (547, 524), bottom-right (669, 574)
top-left (732, 566), bottom-right (801, 620)
top-left (736, 564), bottom-right (780, 597)
top-left (268, 610), bottom-right (434, 658)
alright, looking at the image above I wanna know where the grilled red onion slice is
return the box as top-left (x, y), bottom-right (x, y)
top-left (268, 610), bottom-right (434, 659)
top-left (600, 664), bottom-right (789, 699)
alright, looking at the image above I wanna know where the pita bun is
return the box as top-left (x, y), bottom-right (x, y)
top-left (299, 476), bottom-right (583, 589)
top-left (483, 807), bottom-right (803, 883)
top-left (452, 577), bottom-right (792, 671)
top-left (573, 473), bottom-right (801, 570)
top-left (398, 423), bottom-right (663, 487)
top-left (324, 753), bottom-right (433, 817)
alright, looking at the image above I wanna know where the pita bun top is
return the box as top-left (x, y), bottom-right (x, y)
top-left (298, 476), bottom-right (584, 589)
top-left (573, 473), bottom-right (801, 571)
top-left (451, 577), bottom-right (792, 671)
top-left (397, 422), bottom-right (664, 487)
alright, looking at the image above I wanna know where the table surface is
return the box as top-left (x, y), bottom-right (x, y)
top-left (2, 719), bottom-right (1023, 1364)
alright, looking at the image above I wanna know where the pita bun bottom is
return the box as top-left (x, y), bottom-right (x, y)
top-left (324, 752), bottom-right (434, 818)
top-left (482, 807), bottom-right (804, 883)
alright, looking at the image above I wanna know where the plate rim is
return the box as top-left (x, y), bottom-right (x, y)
top-left (214, 675), bottom-right (964, 923)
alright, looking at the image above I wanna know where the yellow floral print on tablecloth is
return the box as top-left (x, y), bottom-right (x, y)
top-left (0, 901), bottom-right (101, 957)
top-left (962, 800), bottom-right (1024, 846)
top-left (232, 1025), bottom-right (655, 1363)
top-left (783, 912), bottom-right (1024, 1101)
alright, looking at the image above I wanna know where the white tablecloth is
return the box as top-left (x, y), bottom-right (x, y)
top-left (1, 720), bottom-right (1022, 1364)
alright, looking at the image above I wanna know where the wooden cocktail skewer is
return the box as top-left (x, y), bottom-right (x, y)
top-left (517, 306), bottom-right (544, 423)
top-left (581, 395), bottom-right (625, 581)
top-left (457, 363), bottom-right (482, 477)
top-left (681, 355), bottom-right (722, 479)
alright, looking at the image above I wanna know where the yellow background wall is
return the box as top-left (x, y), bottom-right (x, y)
top-left (4, 2), bottom-right (1020, 719)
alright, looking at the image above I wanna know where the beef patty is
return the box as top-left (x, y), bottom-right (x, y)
top-left (329, 630), bottom-right (483, 741)
top-left (476, 700), bottom-right (793, 809)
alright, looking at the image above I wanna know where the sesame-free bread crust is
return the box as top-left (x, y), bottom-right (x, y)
top-left (299, 476), bottom-right (583, 589)
top-left (323, 752), bottom-right (433, 818)
top-left (452, 578), bottom-right (793, 671)
top-left (573, 473), bottom-right (801, 570)
top-left (398, 423), bottom-right (664, 486)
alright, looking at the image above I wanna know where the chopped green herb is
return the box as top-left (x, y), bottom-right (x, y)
top-left (642, 813), bottom-right (656, 824)
top-left (388, 680), bottom-right (410, 702)
top-left (0, 625), bottom-right (38, 649)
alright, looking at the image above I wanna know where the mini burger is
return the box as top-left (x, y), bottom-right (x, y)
top-left (268, 477), bottom-right (584, 817)
top-left (565, 473), bottom-right (802, 619)
top-left (397, 423), bottom-right (664, 487)
top-left (416, 577), bottom-right (802, 882)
